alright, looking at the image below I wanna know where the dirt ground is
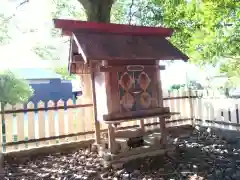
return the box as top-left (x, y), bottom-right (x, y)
top-left (3, 126), bottom-right (240, 180)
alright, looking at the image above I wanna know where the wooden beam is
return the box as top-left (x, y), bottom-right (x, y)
top-left (69, 61), bottom-right (166, 74)
top-left (99, 65), bottom-right (165, 72)
top-left (53, 19), bottom-right (174, 37)
top-left (72, 34), bottom-right (88, 64)
top-left (156, 60), bottom-right (167, 146)
top-left (90, 63), bottom-right (101, 145)
top-left (103, 107), bottom-right (170, 121)
top-left (0, 104), bottom-right (93, 114)
top-left (102, 112), bottom-right (179, 124)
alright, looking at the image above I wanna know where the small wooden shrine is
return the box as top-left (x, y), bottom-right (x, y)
top-left (54, 19), bottom-right (188, 156)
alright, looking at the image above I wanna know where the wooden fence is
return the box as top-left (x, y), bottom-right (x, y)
top-left (0, 91), bottom-right (194, 153)
top-left (3, 88), bottom-right (240, 154)
top-left (194, 96), bottom-right (240, 131)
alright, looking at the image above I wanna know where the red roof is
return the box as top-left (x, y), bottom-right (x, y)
top-left (53, 19), bottom-right (174, 37)
top-left (53, 19), bottom-right (188, 67)
top-left (72, 31), bottom-right (188, 61)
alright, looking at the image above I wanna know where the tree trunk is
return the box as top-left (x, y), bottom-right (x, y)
top-left (78, 0), bottom-right (114, 23)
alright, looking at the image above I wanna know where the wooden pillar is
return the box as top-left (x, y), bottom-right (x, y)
top-left (188, 89), bottom-right (194, 126)
top-left (78, 72), bottom-right (101, 145)
top-left (108, 124), bottom-right (116, 154)
top-left (140, 119), bottom-right (145, 133)
top-left (90, 72), bottom-right (101, 144)
top-left (156, 61), bottom-right (167, 146)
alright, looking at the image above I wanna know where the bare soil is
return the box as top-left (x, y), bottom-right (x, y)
top-left (4, 127), bottom-right (240, 180)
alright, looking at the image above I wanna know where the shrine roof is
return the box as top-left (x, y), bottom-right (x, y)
top-left (72, 31), bottom-right (188, 61)
top-left (53, 19), bottom-right (189, 63)
top-left (53, 19), bottom-right (174, 37)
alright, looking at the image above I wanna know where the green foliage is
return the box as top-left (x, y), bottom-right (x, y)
top-left (111, 1), bottom-right (128, 24)
top-left (54, 66), bottom-right (75, 80)
top-left (169, 84), bottom-right (185, 91)
top-left (52, 0), bottom-right (86, 19)
top-left (169, 80), bottom-right (204, 91)
top-left (139, 0), bottom-right (240, 62)
top-left (220, 57), bottom-right (240, 76)
top-left (0, 13), bottom-right (11, 45)
top-left (125, 0), bottom-right (239, 76)
top-left (0, 70), bottom-right (34, 105)
top-left (31, 0), bottom-right (87, 60)
top-left (32, 44), bottom-right (60, 60)
top-left (1, 0), bottom-right (239, 80)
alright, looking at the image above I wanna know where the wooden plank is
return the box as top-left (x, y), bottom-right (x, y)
top-left (175, 91), bottom-right (181, 126)
top-left (163, 96), bottom-right (198, 100)
top-left (179, 90), bottom-right (185, 125)
top-left (47, 101), bottom-right (56, 145)
top-left (72, 33), bottom-right (87, 64)
top-left (98, 65), bottom-right (165, 72)
top-left (27, 102), bottom-right (36, 149)
top-left (75, 101), bottom-right (85, 141)
top-left (109, 71), bottom-right (120, 116)
top-left (156, 61), bottom-right (167, 145)
top-left (163, 97), bottom-right (172, 127)
top-left (108, 124), bottom-right (116, 154)
top-left (103, 107), bottom-right (170, 121)
top-left (57, 100), bottom-right (66, 143)
top-left (5, 104), bottom-right (14, 152)
top-left (139, 119), bottom-right (145, 132)
top-left (15, 104), bottom-right (26, 150)
top-left (230, 100), bottom-right (238, 124)
top-left (236, 103), bottom-right (240, 125)
top-left (187, 90), bottom-right (194, 125)
top-left (5, 131), bottom-right (95, 146)
top-left (90, 69), bottom-right (101, 144)
top-left (0, 103), bottom-right (93, 114)
top-left (77, 83), bottom-right (95, 140)
top-left (66, 99), bottom-right (77, 142)
top-left (37, 101), bottom-right (47, 147)
top-left (85, 106), bottom-right (95, 139)
top-left (5, 139), bottom-right (94, 159)
top-left (103, 112), bottom-right (179, 124)
top-left (169, 91), bottom-right (177, 125)
top-left (0, 97), bottom-right (198, 115)
top-left (54, 19), bottom-right (174, 37)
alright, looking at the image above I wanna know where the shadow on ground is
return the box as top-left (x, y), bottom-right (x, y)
top-left (4, 125), bottom-right (240, 180)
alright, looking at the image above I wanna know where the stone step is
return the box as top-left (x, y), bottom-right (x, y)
top-left (110, 146), bottom-right (175, 165)
top-left (100, 137), bottom-right (129, 154)
top-left (100, 132), bottom-right (163, 154)
top-left (115, 128), bottom-right (143, 138)
top-left (143, 132), bottom-right (162, 146)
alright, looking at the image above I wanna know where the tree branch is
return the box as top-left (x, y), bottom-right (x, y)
top-left (16, 0), bottom-right (30, 9)
top-left (3, 0), bottom-right (30, 22)
top-left (128, 0), bottom-right (134, 24)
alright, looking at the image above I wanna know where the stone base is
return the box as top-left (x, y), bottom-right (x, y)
top-left (98, 130), bottom-right (174, 168)
top-left (100, 138), bottom-right (130, 154)
top-left (100, 131), bottom-right (163, 156)
top-left (110, 146), bottom-right (175, 169)
top-left (99, 138), bottom-right (175, 162)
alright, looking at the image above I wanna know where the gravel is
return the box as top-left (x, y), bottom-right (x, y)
top-left (4, 126), bottom-right (240, 179)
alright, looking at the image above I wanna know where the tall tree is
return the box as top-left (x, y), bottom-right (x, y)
top-left (122, 0), bottom-right (239, 78)
top-left (76, 0), bottom-right (239, 63)
top-left (77, 0), bottom-right (115, 22)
